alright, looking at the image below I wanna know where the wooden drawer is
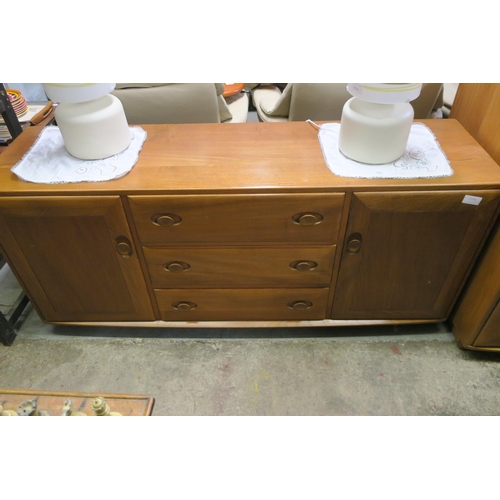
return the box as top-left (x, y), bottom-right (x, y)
top-left (155, 288), bottom-right (330, 321)
top-left (144, 246), bottom-right (336, 288)
top-left (128, 194), bottom-right (344, 245)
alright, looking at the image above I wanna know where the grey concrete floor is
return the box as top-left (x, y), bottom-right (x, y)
top-left (2, 264), bottom-right (500, 416)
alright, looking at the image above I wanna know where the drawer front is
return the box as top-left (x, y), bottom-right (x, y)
top-left (155, 288), bottom-right (330, 321)
top-left (144, 246), bottom-right (336, 288)
top-left (128, 194), bottom-right (344, 245)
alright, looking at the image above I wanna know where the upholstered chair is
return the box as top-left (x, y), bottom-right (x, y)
top-left (112, 83), bottom-right (248, 124)
top-left (252, 83), bottom-right (444, 122)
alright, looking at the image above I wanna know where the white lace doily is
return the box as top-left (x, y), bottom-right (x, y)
top-left (316, 122), bottom-right (453, 179)
top-left (11, 125), bottom-right (147, 184)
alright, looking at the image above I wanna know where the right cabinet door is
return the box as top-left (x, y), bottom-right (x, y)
top-left (332, 191), bottom-right (500, 320)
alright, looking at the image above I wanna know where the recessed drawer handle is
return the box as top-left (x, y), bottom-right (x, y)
top-left (290, 260), bottom-right (318, 271)
top-left (292, 212), bottom-right (324, 226)
top-left (151, 213), bottom-right (182, 227)
top-left (115, 236), bottom-right (133, 257)
top-left (163, 261), bottom-right (191, 272)
top-left (346, 233), bottom-right (362, 254)
top-left (172, 301), bottom-right (197, 311)
top-left (288, 300), bottom-right (313, 310)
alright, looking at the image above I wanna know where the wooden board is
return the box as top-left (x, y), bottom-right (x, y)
top-left (0, 388), bottom-right (155, 416)
top-left (450, 84), bottom-right (500, 166)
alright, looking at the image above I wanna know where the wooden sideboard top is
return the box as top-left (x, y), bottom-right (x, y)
top-left (1, 119), bottom-right (500, 195)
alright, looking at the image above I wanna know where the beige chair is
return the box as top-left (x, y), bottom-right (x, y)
top-left (253, 83), bottom-right (444, 122)
top-left (111, 83), bottom-right (248, 124)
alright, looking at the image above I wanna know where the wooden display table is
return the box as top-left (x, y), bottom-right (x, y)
top-left (0, 120), bottom-right (500, 348)
top-left (0, 388), bottom-right (155, 416)
top-left (222, 83), bottom-right (245, 97)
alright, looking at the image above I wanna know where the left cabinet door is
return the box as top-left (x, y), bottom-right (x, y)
top-left (0, 196), bottom-right (155, 322)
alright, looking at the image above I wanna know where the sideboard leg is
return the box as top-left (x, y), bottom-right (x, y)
top-left (0, 309), bottom-right (18, 346)
top-left (0, 254), bottom-right (30, 346)
top-left (0, 293), bottom-right (29, 346)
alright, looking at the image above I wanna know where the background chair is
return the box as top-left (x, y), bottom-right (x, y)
top-left (111, 83), bottom-right (248, 124)
top-left (252, 83), bottom-right (444, 122)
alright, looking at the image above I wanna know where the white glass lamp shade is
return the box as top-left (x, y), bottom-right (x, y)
top-left (346, 83), bottom-right (422, 104)
top-left (42, 83), bottom-right (116, 103)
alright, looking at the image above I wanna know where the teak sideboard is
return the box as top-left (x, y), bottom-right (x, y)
top-left (1, 120), bottom-right (500, 345)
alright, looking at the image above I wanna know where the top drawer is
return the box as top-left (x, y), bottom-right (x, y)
top-left (128, 194), bottom-right (345, 245)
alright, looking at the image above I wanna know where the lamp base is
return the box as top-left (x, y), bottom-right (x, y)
top-left (55, 94), bottom-right (131, 160)
top-left (338, 97), bottom-right (414, 164)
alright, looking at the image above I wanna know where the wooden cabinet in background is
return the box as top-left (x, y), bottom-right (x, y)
top-left (451, 217), bottom-right (500, 350)
top-left (449, 84), bottom-right (500, 167)
top-left (448, 84), bottom-right (500, 351)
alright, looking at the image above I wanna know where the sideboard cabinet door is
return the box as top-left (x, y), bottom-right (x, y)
top-left (332, 191), bottom-right (500, 320)
top-left (0, 196), bottom-right (155, 322)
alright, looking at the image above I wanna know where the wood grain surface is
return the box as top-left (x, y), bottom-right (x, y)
top-left (450, 84), bottom-right (500, 166)
top-left (2, 120), bottom-right (500, 195)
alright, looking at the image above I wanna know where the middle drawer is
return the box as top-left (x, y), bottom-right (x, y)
top-left (143, 246), bottom-right (336, 288)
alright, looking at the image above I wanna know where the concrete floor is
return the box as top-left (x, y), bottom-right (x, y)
top-left (2, 264), bottom-right (500, 416)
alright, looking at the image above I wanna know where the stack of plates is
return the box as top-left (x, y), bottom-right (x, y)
top-left (0, 89), bottom-right (29, 142)
top-left (7, 89), bottom-right (28, 117)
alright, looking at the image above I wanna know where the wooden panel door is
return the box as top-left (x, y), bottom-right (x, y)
top-left (332, 191), bottom-right (500, 320)
top-left (0, 196), bottom-right (155, 322)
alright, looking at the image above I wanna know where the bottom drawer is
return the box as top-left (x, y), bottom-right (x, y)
top-left (155, 288), bottom-right (330, 321)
